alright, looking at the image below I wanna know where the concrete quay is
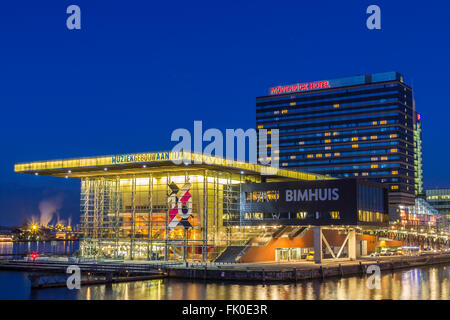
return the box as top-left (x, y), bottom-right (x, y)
top-left (0, 253), bottom-right (449, 284)
top-left (164, 254), bottom-right (450, 282)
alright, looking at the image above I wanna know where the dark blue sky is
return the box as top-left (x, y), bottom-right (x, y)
top-left (1, 0), bottom-right (449, 226)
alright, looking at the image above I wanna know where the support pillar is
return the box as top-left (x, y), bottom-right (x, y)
top-left (313, 226), bottom-right (323, 264)
top-left (348, 228), bottom-right (356, 260)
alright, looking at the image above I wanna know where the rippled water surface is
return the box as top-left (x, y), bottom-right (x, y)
top-left (0, 264), bottom-right (448, 300)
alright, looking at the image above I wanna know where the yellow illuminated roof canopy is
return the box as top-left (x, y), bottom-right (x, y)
top-left (14, 151), bottom-right (331, 181)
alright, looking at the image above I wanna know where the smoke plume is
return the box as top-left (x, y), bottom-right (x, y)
top-left (38, 194), bottom-right (64, 226)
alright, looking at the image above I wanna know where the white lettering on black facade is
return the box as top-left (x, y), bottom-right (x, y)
top-left (285, 188), bottom-right (339, 202)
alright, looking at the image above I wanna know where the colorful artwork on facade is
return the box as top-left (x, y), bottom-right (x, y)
top-left (168, 182), bottom-right (193, 233)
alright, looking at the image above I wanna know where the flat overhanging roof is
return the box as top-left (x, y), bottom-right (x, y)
top-left (14, 151), bottom-right (332, 181)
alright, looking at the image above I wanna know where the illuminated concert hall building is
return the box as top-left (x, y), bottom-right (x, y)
top-left (256, 72), bottom-right (421, 207)
top-left (15, 151), bottom-right (394, 263)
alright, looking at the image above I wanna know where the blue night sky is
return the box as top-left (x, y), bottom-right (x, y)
top-left (0, 0), bottom-right (449, 226)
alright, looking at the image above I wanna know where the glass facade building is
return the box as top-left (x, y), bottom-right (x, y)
top-left (394, 198), bottom-right (447, 232)
top-left (15, 151), bottom-right (329, 262)
top-left (256, 71), bottom-right (421, 207)
top-left (426, 188), bottom-right (450, 232)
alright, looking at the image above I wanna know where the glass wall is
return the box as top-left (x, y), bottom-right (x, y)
top-left (79, 169), bottom-right (262, 262)
top-left (357, 184), bottom-right (388, 223)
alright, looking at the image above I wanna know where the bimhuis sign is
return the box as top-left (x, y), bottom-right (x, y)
top-left (240, 179), bottom-right (358, 226)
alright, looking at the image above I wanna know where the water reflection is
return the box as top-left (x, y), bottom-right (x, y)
top-left (0, 241), bottom-right (78, 256)
top-left (0, 262), bottom-right (448, 300)
top-left (26, 264), bottom-right (446, 300)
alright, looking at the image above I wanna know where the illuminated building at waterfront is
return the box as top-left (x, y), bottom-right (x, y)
top-left (15, 151), bottom-right (397, 262)
top-left (426, 188), bottom-right (450, 232)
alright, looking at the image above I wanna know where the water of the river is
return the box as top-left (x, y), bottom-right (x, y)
top-left (0, 242), bottom-right (449, 300)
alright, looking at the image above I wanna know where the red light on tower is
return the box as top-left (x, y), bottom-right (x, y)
top-left (416, 113), bottom-right (421, 121)
top-left (31, 252), bottom-right (38, 261)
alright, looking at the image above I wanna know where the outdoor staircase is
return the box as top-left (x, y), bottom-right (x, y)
top-left (289, 227), bottom-right (309, 239)
top-left (214, 246), bottom-right (248, 263)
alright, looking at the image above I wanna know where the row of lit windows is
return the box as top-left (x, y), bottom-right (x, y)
top-left (276, 126), bottom-right (406, 141)
top-left (278, 141), bottom-right (401, 154)
top-left (262, 112), bottom-right (402, 129)
top-left (258, 102), bottom-right (401, 120)
top-left (426, 195), bottom-right (450, 200)
top-left (358, 210), bottom-right (388, 223)
top-left (269, 119), bottom-right (404, 134)
top-left (282, 163), bottom-right (401, 171)
top-left (279, 153), bottom-right (394, 161)
top-left (245, 191), bottom-right (279, 203)
top-left (256, 85), bottom-right (405, 108)
top-left (261, 148), bottom-right (404, 158)
top-left (330, 172), bottom-right (402, 179)
top-left (278, 133), bottom-right (399, 148)
top-left (279, 156), bottom-right (400, 166)
top-left (242, 211), bottom-right (342, 220)
top-left (256, 93), bottom-right (402, 115)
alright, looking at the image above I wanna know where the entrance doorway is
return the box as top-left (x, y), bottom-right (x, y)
top-left (275, 247), bottom-right (312, 262)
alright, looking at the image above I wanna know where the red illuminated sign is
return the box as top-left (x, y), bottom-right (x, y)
top-left (270, 80), bottom-right (331, 95)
